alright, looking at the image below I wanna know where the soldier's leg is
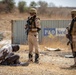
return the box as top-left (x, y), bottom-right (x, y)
top-left (70, 39), bottom-right (76, 67)
top-left (28, 35), bottom-right (33, 62)
top-left (0, 53), bottom-right (15, 65)
top-left (72, 52), bottom-right (76, 66)
top-left (5, 55), bottom-right (20, 65)
top-left (33, 35), bottom-right (39, 63)
top-left (71, 43), bottom-right (73, 50)
top-left (13, 55), bottom-right (20, 64)
top-left (0, 60), bottom-right (8, 65)
top-left (74, 52), bottom-right (76, 65)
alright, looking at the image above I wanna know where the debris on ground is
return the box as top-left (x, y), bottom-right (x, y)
top-left (45, 46), bottom-right (61, 51)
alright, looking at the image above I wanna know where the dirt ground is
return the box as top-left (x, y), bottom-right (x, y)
top-left (0, 45), bottom-right (76, 75)
top-left (0, 13), bottom-right (76, 75)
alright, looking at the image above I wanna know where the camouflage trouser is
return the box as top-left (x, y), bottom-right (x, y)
top-left (28, 33), bottom-right (39, 55)
top-left (72, 36), bottom-right (76, 58)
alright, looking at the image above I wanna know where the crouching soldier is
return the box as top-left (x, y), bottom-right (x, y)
top-left (69, 9), bottom-right (76, 67)
top-left (0, 44), bottom-right (20, 65)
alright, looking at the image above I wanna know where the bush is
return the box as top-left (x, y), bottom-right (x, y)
top-left (18, 1), bottom-right (26, 13)
top-left (2, 0), bottom-right (15, 12)
top-left (29, 1), bottom-right (37, 8)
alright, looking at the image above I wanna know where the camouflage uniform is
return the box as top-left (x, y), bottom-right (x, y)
top-left (25, 8), bottom-right (41, 63)
top-left (69, 9), bottom-right (76, 67)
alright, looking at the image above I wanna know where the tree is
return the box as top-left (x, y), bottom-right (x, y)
top-left (8, 0), bottom-right (15, 12)
top-left (48, 2), bottom-right (56, 7)
top-left (0, 0), bottom-right (15, 13)
top-left (30, 1), bottom-right (37, 8)
top-left (38, 1), bottom-right (48, 7)
top-left (18, 1), bottom-right (26, 13)
top-left (2, 0), bottom-right (15, 12)
top-left (2, 0), bottom-right (9, 3)
top-left (37, 1), bottom-right (48, 14)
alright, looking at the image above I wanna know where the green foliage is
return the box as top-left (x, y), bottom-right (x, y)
top-left (38, 1), bottom-right (48, 7)
top-left (18, 1), bottom-right (27, 13)
top-left (8, 0), bottom-right (15, 12)
top-left (30, 1), bottom-right (37, 8)
top-left (2, 0), bottom-right (15, 12)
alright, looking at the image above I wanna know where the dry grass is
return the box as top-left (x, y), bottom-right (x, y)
top-left (0, 44), bottom-right (75, 75)
top-left (0, 45), bottom-right (76, 75)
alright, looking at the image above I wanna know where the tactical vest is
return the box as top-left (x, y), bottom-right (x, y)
top-left (71, 18), bottom-right (76, 51)
top-left (27, 16), bottom-right (40, 29)
top-left (71, 22), bottom-right (76, 35)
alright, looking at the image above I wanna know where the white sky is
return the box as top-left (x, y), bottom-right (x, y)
top-left (0, 0), bottom-right (76, 7)
top-left (15, 0), bottom-right (76, 7)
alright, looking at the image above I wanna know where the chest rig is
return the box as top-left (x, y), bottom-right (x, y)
top-left (27, 15), bottom-right (36, 29)
top-left (71, 17), bottom-right (76, 51)
top-left (71, 18), bottom-right (76, 35)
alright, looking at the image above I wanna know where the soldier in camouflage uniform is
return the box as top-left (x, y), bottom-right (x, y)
top-left (69, 9), bottom-right (76, 67)
top-left (25, 8), bottom-right (41, 63)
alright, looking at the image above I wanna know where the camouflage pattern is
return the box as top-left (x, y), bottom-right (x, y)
top-left (27, 16), bottom-right (41, 62)
top-left (29, 8), bottom-right (37, 14)
top-left (26, 8), bottom-right (41, 63)
top-left (71, 9), bottom-right (76, 15)
top-left (71, 10), bottom-right (76, 52)
top-left (68, 9), bottom-right (76, 67)
top-left (72, 22), bottom-right (76, 52)
top-left (71, 22), bottom-right (76, 35)
top-left (28, 17), bottom-right (41, 55)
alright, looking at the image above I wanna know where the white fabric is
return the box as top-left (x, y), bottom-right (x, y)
top-left (0, 44), bottom-right (12, 58)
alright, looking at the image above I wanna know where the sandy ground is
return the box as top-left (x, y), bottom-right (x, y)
top-left (0, 45), bottom-right (76, 75)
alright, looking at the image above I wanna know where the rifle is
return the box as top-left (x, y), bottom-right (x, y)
top-left (66, 27), bottom-right (73, 50)
top-left (67, 34), bottom-right (72, 45)
top-left (25, 15), bottom-right (36, 35)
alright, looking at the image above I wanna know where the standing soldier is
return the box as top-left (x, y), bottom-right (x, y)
top-left (69, 9), bottom-right (76, 67)
top-left (25, 8), bottom-right (41, 63)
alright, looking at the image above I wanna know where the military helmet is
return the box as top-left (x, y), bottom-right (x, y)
top-left (71, 9), bottom-right (76, 15)
top-left (29, 8), bottom-right (37, 14)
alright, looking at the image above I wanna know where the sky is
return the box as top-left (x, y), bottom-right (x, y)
top-left (0, 0), bottom-right (76, 7)
top-left (14, 0), bottom-right (76, 7)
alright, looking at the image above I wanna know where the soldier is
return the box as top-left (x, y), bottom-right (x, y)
top-left (25, 8), bottom-right (41, 63)
top-left (69, 9), bottom-right (76, 67)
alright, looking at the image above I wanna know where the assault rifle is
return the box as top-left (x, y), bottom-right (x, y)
top-left (25, 15), bottom-right (36, 35)
top-left (66, 27), bottom-right (73, 50)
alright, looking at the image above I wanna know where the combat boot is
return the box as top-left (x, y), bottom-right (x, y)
top-left (35, 53), bottom-right (39, 63)
top-left (71, 57), bottom-right (76, 68)
top-left (28, 53), bottom-right (33, 63)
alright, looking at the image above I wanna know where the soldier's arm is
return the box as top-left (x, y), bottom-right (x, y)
top-left (25, 24), bottom-right (28, 29)
top-left (69, 19), bottom-right (74, 34)
top-left (31, 19), bottom-right (41, 32)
